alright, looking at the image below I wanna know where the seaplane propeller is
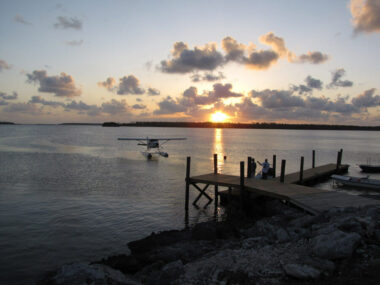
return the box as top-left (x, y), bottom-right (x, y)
top-left (118, 137), bottom-right (186, 159)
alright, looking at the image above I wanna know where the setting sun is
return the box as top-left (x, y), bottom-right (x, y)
top-left (210, 111), bottom-right (229, 122)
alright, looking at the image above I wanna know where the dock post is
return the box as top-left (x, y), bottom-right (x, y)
top-left (247, 157), bottom-right (252, 178)
top-left (213, 154), bottom-right (219, 211)
top-left (185, 156), bottom-right (191, 211)
top-left (312, 150), bottom-right (315, 168)
top-left (240, 161), bottom-right (245, 205)
top-left (272, 155), bottom-right (276, 178)
top-left (299, 156), bottom-right (304, 183)
top-left (213, 153), bottom-right (218, 174)
top-left (280, 159), bottom-right (286, 183)
top-left (336, 150), bottom-right (342, 170)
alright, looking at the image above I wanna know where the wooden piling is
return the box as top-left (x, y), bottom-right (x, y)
top-left (299, 156), bottom-right (304, 183)
top-left (214, 153), bottom-right (218, 174)
top-left (280, 159), bottom-right (286, 183)
top-left (185, 156), bottom-right (191, 211)
top-left (240, 161), bottom-right (245, 204)
top-left (272, 155), bottom-right (276, 178)
top-left (247, 156), bottom-right (252, 178)
top-left (336, 150), bottom-right (342, 170)
top-left (312, 150), bottom-right (315, 168)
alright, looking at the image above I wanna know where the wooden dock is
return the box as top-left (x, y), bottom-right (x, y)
top-left (185, 152), bottom-right (380, 215)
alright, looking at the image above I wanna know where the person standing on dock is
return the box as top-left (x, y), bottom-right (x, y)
top-left (258, 159), bottom-right (270, 179)
top-left (251, 158), bottom-right (257, 177)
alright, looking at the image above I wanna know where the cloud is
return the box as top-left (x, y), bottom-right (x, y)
top-left (244, 50), bottom-right (279, 69)
top-left (350, 0), bottom-right (380, 34)
top-left (0, 91), bottom-right (18, 100)
top-left (136, 98), bottom-right (143, 102)
top-left (191, 72), bottom-right (225, 82)
top-left (66, 40), bottom-right (83, 46)
top-left (147, 88), bottom-right (160, 96)
top-left (26, 70), bottom-right (81, 97)
top-left (2, 102), bottom-right (40, 114)
top-left (14, 15), bottom-right (32, 25)
top-left (296, 51), bottom-right (329, 64)
top-left (352, 88), bottom-right (380, 108)
top-left (0, 100), bottom-right (8, 106)
top-left (291, 76), bottom-right (323, 94)
top-left (54, 16), bottom-right (82, 30)
top-left (117, 75), bottom-right (145, 95)
top-left (259, 32), bottom-right (290, 58)
top-left (132, 104), bottom-right (146, 109)
top-left (153, 96), bottom-right (186, 115)
top-left (29, 96), bottom-right (65, 108)
top-left (101, 99), bottom-right (129, 114)
top-left (222, 36), bottom-right (246, 61)
top-left (98, 77), bottom-right (116, 92)
top-left (159, 42), bottom-right (224, 73)
top-left (251, 89), bottom-right (305, 108)
top-left (98, 75), bottom-right (145, 95)
top-left (327, 68), bottom-right (353, 88)
top-left (0, 59), bottom-right (11, 72)
top-left (210, 83), bottom-right (243, 99)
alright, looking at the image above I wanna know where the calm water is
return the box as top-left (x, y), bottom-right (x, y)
top-left (0, 125), bottom-right (380, 283)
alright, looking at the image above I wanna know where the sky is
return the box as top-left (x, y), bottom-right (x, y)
top-left (0, 0), bottom-right (380, 125)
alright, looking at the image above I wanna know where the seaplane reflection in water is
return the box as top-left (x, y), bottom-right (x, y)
top-left (118, 137), bottom-right (186, 159)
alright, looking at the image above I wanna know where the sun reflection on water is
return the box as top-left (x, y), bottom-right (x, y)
top-left (213, 128), bottom-right (224, 172)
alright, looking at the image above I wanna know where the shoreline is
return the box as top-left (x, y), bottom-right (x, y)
top-left (39, 197), bottom-right (380, 284)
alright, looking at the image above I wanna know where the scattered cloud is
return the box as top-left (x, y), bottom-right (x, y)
top-left (244, 50), bottom-right (279, 69)
top-left (54, 16), bottom-right (82, 30)
top-left (14, 15), bottom-right (32, 25)
top-left (295, 51), bottom-right (329, 64)
top-left (259, 32), bottom-right (291, 58)
top-left (98, 75), bottom-right (145, 95)
top-left (0, 100), bottom-right (8, 106)
top-left (191, 72), bottom-right (225, 82)
top-left (98, 77), bottom-right (116, 91)
top-left (29, 96), bottom-right (65, 108)
top-left (132, 104), bottom-right (146, 109)
top-left (2, 102), bottom-right (40, 114)
top-left (0, 59), bottom-right (11, 72)
top-left (101, 99), bottom-right (129, 114)
top-left (66, 39), bottom-right (83, 46)
top-left (291, 76), bottom-right (323, 94)
top-left (352, 88), bottom-right (380, 108)
top-left (26, 70), bottom-right (81, 97)
top-left (147, 88), bottom-right (160, 96)
top-left (117, 75), bottom-right (145, 95)
top-left (251, 89), bottom-right (305, 108)
top-left (327, 68), bottom-right (353, 88)
top-left (154, 96), bottom-right (186, 115)
top-left (0, 91), bottom-right (18, 100)
top-left (222, 36), bottom-right (246, 61)
top-left (350, 0), bottom-right (380, 34)
top-left (159, 42), bottom-right (224, 73)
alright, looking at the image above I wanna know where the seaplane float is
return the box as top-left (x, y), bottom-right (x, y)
top-left (118, 137), bottom-right (186, 159)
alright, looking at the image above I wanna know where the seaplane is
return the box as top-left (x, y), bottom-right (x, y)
top-left (118, 137), bottom-right (186, 159)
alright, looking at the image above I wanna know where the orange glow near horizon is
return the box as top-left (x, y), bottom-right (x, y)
top-left (210, 111), bottom-right (229, 122)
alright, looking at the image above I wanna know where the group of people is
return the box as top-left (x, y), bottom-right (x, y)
top-left (250, 158), bottom-right (270, 179)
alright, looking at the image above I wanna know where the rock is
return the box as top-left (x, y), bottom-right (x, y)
top-left (312, 230), bottom-right (361, 259)
top-left (97, 254), bottom-right (142, 274)
top-left (191, 222), bottom-right (218, 240)
top-left (337, 217), bottom-right (363, 234)
top-left (43, 262), bottom-right (140, 285)
top-left (303, 256), bottom-right (335, 273)
top-left (157, 260), bottom-right (184, 285)
top-left (275, 228), bottom-right (289, 243)
top-left (283, 263), bottom-right (320, 279)
top-left (366, 206), bottom-right (380, 220)
top-left (288, 215), bottom-right (325, 228)
top-left (242, 237), bottom-right (269, 249)
top-left (128, 229), bottom-right (191, 254)
top-left (373, 229), bottom-right (380, 243)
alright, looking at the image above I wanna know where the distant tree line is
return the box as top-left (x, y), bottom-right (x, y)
top-left (102, 121), bottom-right (380, 131)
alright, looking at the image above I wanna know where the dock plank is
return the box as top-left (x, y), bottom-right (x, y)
top-left (189, 164), bottom-right (380, 214)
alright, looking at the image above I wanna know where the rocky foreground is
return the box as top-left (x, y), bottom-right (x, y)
top-left (40, 199), bottom-right (380, 284)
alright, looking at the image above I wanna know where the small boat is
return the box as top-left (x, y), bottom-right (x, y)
top-left (331, 174), bottom-right (380, 190)
top-left (359, 164), bottom-right (380, 173)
